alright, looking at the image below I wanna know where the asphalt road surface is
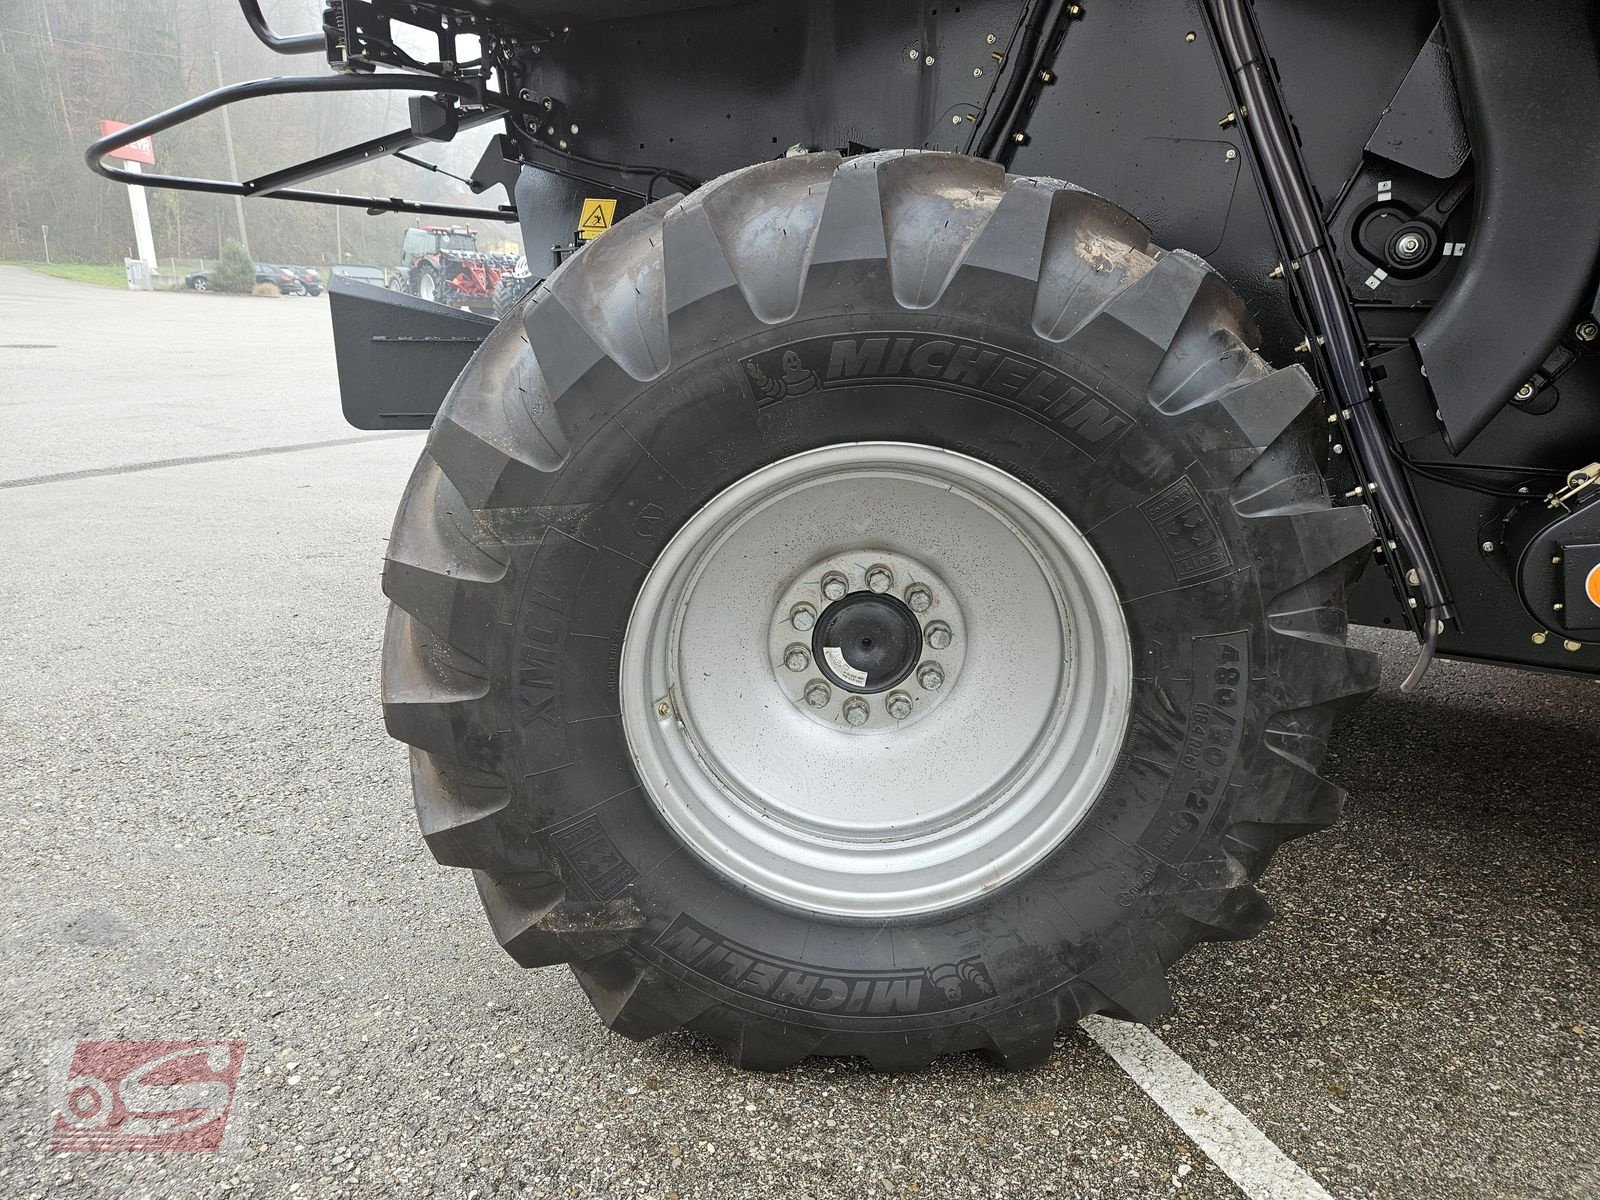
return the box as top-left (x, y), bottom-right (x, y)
top-left (2, 265), bottom-right (1596, 1199)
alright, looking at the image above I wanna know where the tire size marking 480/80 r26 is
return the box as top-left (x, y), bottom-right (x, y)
top-left (1138, 631), bottom-right (1249, 866)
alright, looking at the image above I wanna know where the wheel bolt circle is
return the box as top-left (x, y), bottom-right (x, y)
top-left (905, 584), bottom-right (933, 613)
top-left (925, 621), bottom-right (953, 650)
top-left (918, 663), bottom-right (945, 691)
top-left (790, 602), bottom-right (817, 631)
top-left (886, 691), bottom-right (913, 720)
top-left (784, 644), bottom-right (810, 672)
top-left (821, 572), bottom-right (849, 601)
top-left (804, 680), bottom-right (831, 708)
top-left (865, 564), bottom-right (893, 593)
top-left (842, 697), bottom-right (870, 726)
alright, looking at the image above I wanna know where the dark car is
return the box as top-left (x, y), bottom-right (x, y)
top-left (287, 266), bottom-right (323, 297)
top-left (183, 263), bottom-right (303, 294)
top-left (258, 264), bottom-right (305, 296)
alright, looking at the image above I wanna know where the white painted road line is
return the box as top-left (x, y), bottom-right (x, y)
top-left (1082, 1015), bottom-right (1335, 1200)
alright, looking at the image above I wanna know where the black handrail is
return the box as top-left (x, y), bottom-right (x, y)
top-left (85, 73), bottom-right (519, 223)
top-left (238, 0), bottom-right (324, 55)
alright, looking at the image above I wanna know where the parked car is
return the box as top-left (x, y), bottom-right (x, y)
top-left (259, 264), bottom-right (305, 296)
top-left (288, 266), bottom-right (323, 296)
top-left (184, 263), bottom-right (303, 294)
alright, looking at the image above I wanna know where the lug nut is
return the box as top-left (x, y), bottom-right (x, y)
top-left (865, 564), bottom-right (894, 593)
top-left (821, 571), bottom-right (849, 601)
top-left (886, 691), bottom-right (913, 720)
top-left (925, 621), bottom-right (953, 650)
top-left (905, 584), bottom-right (933, 613)
top-left (790, 603), bottom-right (816, 631)
top-left (842, 697), bottom-right (870, 726)
top-left (917, 663), bottom-right (945, 691)
top-left (784, 644), bottom-right (810, 672)
top-left (804, 680), bottom-right (831, 708)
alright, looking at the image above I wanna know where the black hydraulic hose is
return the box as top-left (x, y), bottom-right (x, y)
top-left (1204, 0), bottom-right (1454, 686)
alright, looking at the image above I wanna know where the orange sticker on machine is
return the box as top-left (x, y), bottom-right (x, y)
top-left (1587, 562), bottom-right (1600, 609)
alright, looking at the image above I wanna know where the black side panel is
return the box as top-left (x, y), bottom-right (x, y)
top-left (1415, 0), bottom-right (1600, 452)
top-left (329, 279), bottom-right (494, 430)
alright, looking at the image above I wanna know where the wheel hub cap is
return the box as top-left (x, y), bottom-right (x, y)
top-left (620, 442), bottom-right (1133, 916)
top-left (813, 592), bottom-right (922, 693)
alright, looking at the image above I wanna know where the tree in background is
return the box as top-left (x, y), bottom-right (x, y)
top-left (211, 239), bottom-right (254, 292)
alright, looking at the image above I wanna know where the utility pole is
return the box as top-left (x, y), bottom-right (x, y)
top-left (214, 51), bottom-right (249, 256)
top-left (335, 190), bottom-right (343, 263)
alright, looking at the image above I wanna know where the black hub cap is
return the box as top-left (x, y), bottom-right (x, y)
top-left (811, 592), bottom-right (923, 694)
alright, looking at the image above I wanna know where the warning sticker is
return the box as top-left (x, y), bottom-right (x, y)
top-left (578, 197), bottom-right (617, 241)
top-left (1587, 562), bottom-right (1600, 609)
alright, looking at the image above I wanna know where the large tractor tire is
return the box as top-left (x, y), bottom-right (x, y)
top-left (417, 264), bottom-right (441, 304)
top-left (493, 271), bottom-right (537, 320)
top-left (381, 151), bottom-right (1377, 1071)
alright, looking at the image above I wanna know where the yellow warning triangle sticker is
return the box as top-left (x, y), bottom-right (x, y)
top-left (579, 198), bottom-right (617, 240)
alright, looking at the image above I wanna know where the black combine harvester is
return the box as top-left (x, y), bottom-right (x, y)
top-left (90, 0), bottom-right (1600, 1071)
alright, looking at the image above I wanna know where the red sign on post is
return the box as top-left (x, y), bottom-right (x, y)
top-left (99, 120), bottom-right (155, 165)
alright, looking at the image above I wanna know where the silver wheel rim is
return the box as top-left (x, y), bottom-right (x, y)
top-left (419, 273), bottom-right (436, 302)
top-left (620, 442), bottom-right (1132, 917)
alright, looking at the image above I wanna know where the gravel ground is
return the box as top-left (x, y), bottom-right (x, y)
top-left (1, 266), bottom-right (1595, 1199)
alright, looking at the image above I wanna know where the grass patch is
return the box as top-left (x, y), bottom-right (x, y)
top-left (4, 261), bottom-right (128, 288)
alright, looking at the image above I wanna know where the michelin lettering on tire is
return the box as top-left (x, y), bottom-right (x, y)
top-left (381, 150), bottom-right (1377, 1071)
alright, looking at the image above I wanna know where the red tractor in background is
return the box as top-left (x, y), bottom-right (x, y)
top-left (391, 224), bottom-right (516, 311)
